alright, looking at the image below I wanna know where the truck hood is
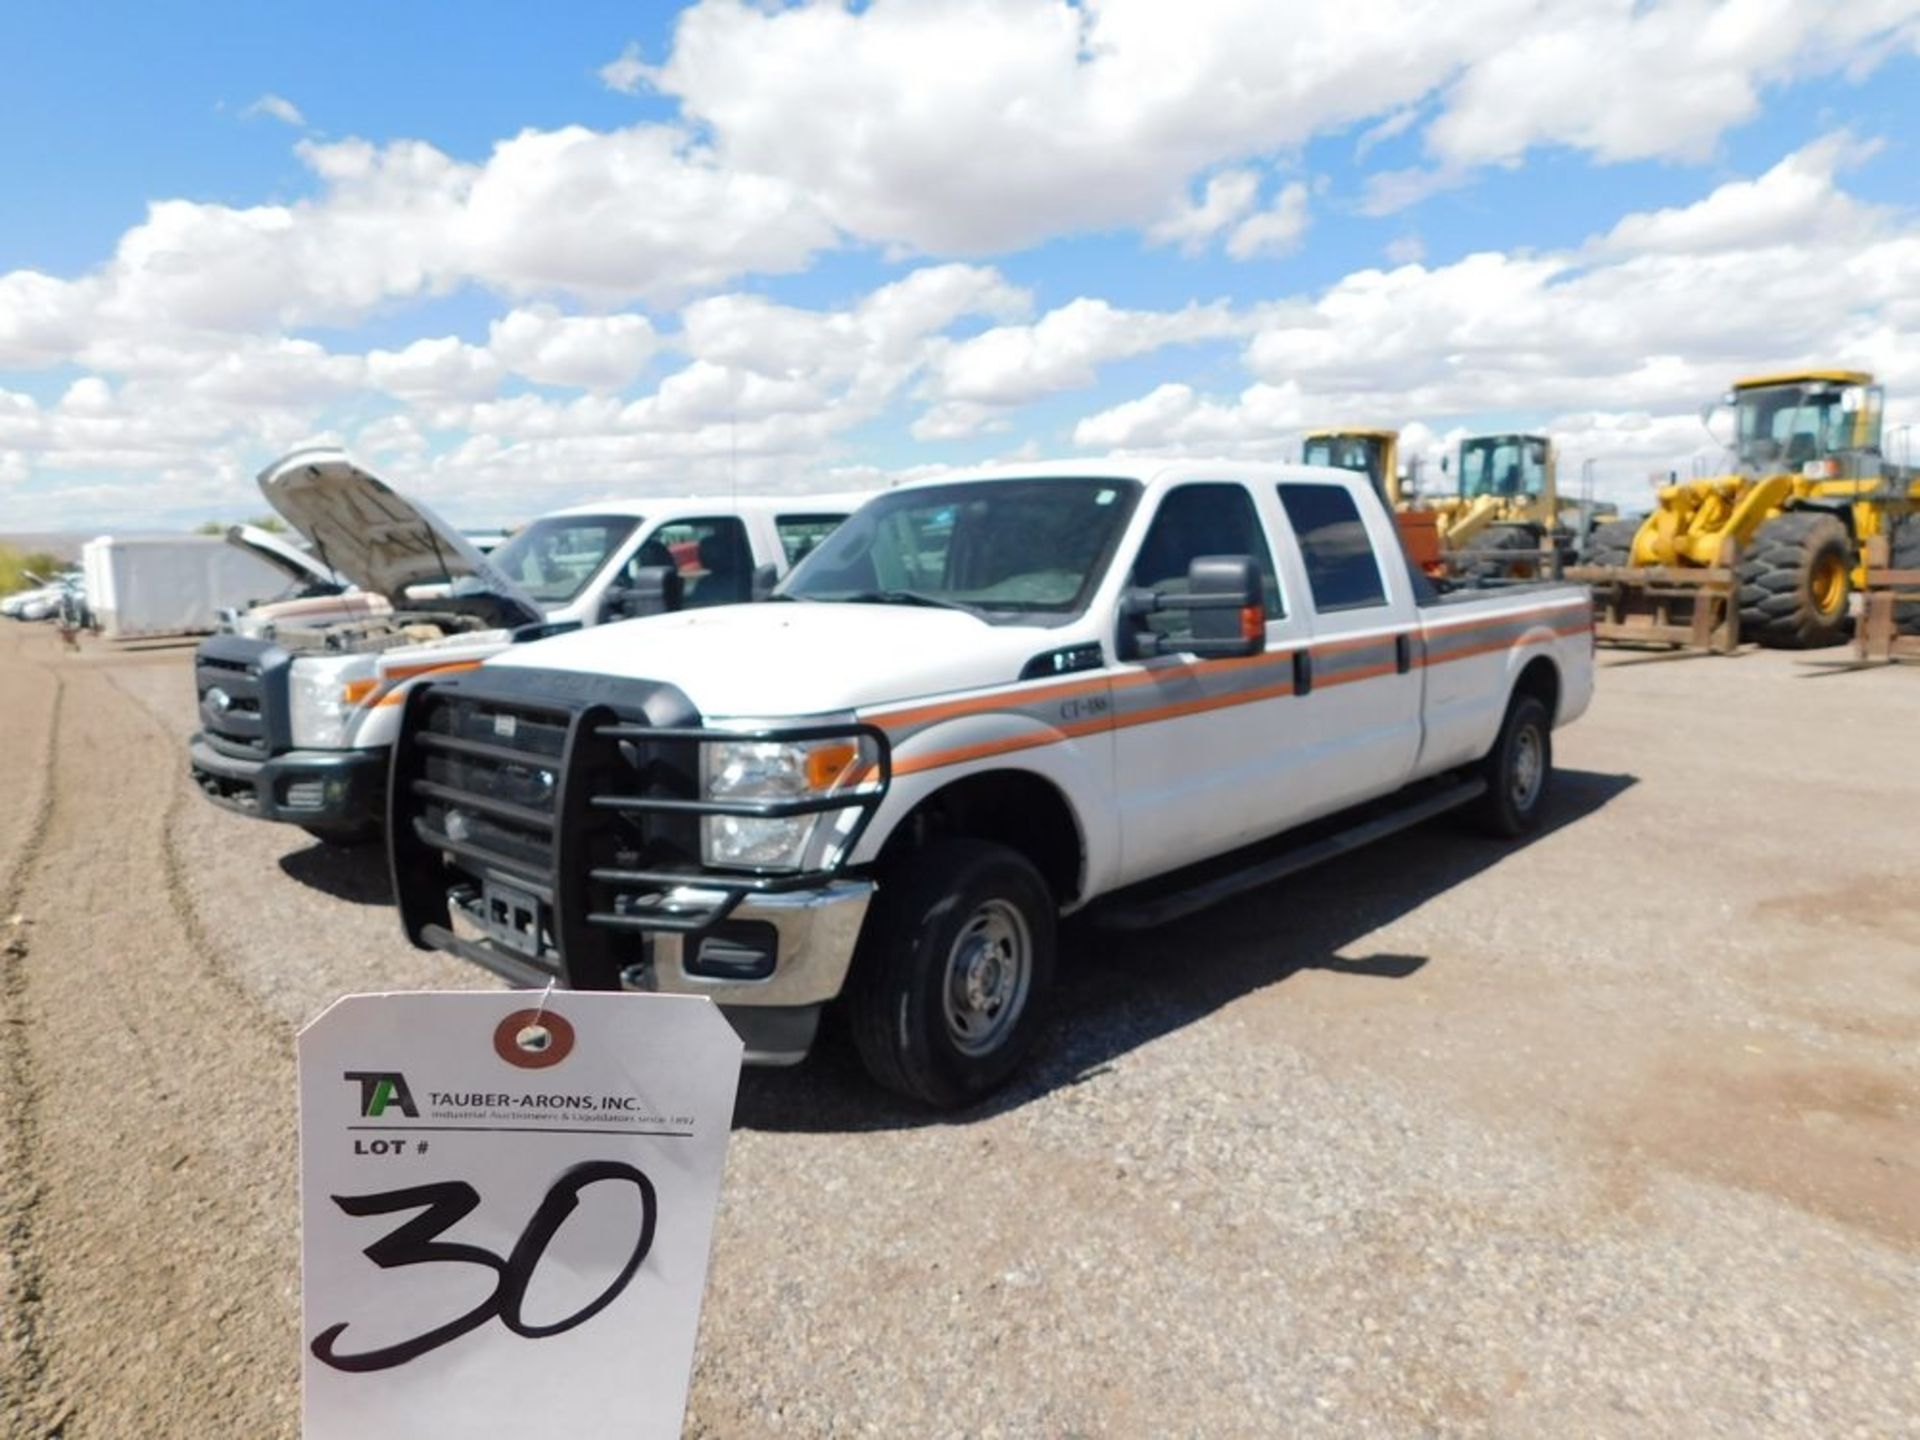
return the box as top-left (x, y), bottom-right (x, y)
top-left (223, 523), bottom-right (342, 591)
top-left (257, 448), bottom-right (542, 626)
top-left (487, 601), bottom-right (1069, 718)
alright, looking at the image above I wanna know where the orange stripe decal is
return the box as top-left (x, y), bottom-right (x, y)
top-left (372, 660), bottom-right (482, 705)
top-left (876, 598), bottom-right (1593, 777)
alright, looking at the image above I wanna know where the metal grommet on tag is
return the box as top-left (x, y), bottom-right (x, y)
top-left (494, 1007), bottom-right (576, 1069)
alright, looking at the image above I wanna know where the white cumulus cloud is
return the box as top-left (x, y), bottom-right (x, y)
top-left (488, 306), bottom-right (660, 391)
top-left (1074, 135), bottom-right (1920, 504)
top-left (598, 42), bottom-right (650, 95)
top-left (243, 93), bottom-right (306, 127)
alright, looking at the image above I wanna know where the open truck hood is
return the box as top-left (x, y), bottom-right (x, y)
top-left (257, 448), bottom-right (542, 628)
top-left (223, 523), bottom-right (342, 592)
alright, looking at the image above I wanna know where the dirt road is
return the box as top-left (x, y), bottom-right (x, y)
top-left (1, 622), bottom-right (1915, 1437)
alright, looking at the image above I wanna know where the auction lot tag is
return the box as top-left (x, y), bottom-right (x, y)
top-left (299, 991), bottom-right (742, 1439)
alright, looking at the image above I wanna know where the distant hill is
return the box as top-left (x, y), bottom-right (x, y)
top-left (0, 532), bottom-right (94, 565)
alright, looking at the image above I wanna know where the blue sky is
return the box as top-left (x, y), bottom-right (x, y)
top-left (2, 0), bottom-right (1917, 530)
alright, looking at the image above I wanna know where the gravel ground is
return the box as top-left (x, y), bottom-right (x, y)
top-left (1, 622), bottom-right (1916, 1438)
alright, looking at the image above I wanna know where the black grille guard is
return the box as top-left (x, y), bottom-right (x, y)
top-left (390, 668), bottom-right (891, 990)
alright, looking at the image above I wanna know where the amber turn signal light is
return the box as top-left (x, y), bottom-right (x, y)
top-left (805, 741), bottom-right (859, 791)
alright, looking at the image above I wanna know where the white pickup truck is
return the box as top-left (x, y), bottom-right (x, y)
top-left (388, 460), bottom-right (1594, 1104)
top-left (189, 448), bottom-right (863, 844)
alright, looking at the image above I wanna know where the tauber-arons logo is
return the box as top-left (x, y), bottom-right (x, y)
top-left (344, 1070), bottom-right (419, 1118)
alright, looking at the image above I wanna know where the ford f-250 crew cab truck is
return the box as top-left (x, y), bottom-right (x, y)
top-left (387, 460), bottom-right (1594, 1105)
top-left (189, 446), bottom-right (863, 845)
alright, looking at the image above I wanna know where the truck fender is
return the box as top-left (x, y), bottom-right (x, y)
top-left (851, 717), bottom-right (1115, 902)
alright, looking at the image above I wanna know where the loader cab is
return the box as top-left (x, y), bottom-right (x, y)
top-left (1303, 429), bottom-right (1403, 507)
top-left (1717, 371), bottom-right (1885, 479)
top-left (1457, 434), bottom-right (1552, 501)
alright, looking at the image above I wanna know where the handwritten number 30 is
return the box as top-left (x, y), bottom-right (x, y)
top-left (311, 1160), bottom-right (658, 1372)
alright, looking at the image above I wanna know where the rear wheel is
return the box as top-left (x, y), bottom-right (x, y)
top-left (1583, 517), bottom-right (1642, 569)
top-left (847, 838), bottom-right (1055, 1108)
top-left (1467, 693), bottom-right (1553, 838)
top-left (1736, 511), bottom-right (1852, 649)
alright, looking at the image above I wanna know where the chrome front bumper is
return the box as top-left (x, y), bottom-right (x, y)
top-left (641, 879), bottom-right (875, 1010)
top-left (430, 879), bottom-right (876, 1067)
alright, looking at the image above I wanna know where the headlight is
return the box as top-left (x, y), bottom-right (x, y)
top-left (288, 663), bottom-right (360, 748)
top-left (701, 733), bottom-right (877, 872)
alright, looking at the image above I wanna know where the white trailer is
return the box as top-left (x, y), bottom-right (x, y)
top-left (81, 534), bottom-right (310, 640)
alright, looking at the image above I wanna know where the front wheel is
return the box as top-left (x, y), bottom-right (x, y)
top-left (1468, 693), bottom-right (1553, 838)
top-left (1737, 511), bottom-right (1852, 649)
top-left (847, 838), bottom-right (1056, 1108)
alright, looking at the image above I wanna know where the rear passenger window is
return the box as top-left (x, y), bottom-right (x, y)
top-left (1278, 483), bottom-right (1387, 612)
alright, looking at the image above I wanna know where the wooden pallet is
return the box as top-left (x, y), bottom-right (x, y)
top-left (1854, 536), bottom-right (1920, 663)
top-left (1565, 553), bottom-right (1740, 655)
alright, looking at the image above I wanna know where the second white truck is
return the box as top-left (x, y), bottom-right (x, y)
top-left (189, 448), bottom-right (863, 844)
top-left (387, 459), bottom-right (1595, 1104)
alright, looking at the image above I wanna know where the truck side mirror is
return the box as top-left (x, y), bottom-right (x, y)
top-left (1121, 555), bottom-right (1265, 660)
top-left (750, 561), bottom-right (780, 602)
top-left (602, 564), bottom-right (684, 621)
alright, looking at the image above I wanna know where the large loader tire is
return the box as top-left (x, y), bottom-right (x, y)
top-left (1736, 511), bottom-right (1852, 649)
top-left (1468, 524), bottom-right (1544, 584)
top-left (1892, 515), bottom-right (1920, 637)
top-left (1582, 517), bottom-right (1642, 569)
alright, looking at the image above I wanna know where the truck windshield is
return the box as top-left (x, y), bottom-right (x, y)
top-left (485, 515), bottom-right (641, 605)
top-left (1731, 383), bottom-right (1876, 468)
top-left (783, 478), bottom-right (1141, 618)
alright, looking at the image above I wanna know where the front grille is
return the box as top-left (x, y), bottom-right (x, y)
top-left (390, 667), bottom-right (890, 990)
top-left (409, 688), bottom-right (577, 888)
top-left (193, 636), bottom-right (289, 760)
top-left (392, 669), bottom-right (707, 988)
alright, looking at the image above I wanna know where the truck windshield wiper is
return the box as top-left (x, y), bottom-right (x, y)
top-left (836, 589), bottom-right (986, 618)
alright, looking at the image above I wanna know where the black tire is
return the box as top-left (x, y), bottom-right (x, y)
top-left (847, 838), bottom-right (1056, 1108)
top-left (1467, 524), bottom-right (1544, 584)
top-left (299, 820), bottom-right (381, 847)
top-left (1583, 517), bottom-right (1642, 568)
top-left (1467, 692), bottom-right (1553, 838)
top-left (1892, 515), bottom-right (1920, 637)
top-left (1736, 511), bottom-right (1853, 649)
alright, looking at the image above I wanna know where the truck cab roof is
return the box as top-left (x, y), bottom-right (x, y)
top-left (538, 492), bottom-right (876, 521)
top-left (885, 457), bottom-right (1368, 496)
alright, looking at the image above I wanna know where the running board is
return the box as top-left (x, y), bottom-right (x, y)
top-left (1091, 776), bottom-right (1488, 931)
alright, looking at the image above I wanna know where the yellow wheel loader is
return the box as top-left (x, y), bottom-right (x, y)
top-left (1430, 433), bottom-right (1619, 581)
top-left (1425, 433), bottom-right (1565, 580)
top-left (1583, 371), bottom-right (1920, 648)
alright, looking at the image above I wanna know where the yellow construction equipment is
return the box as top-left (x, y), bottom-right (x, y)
top-left (1302, 428), bottom-right (1444, 573)
top-left (1302, 429), bottom-right (1408, 507)
top-left (1582, 370), bottom-right (1920, 648)
top-left (1423, 433), bottom-right (1569, 580)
